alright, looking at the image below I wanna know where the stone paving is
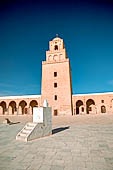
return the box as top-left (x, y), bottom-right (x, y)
top-left (0, 114), bottom-right (113, 170)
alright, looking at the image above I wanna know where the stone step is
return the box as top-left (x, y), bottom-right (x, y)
top-left (25, 125), bottom-right (34, 130)
top-left (16, 135), bottom-right (27, 142)
top-left (22, 129), bottom-right (32, 134)
top-left (16, 122), bottom-right (43, 142)
top-left (27, 122), bottom-right (37, 127)
top-left (19, 132), bottom-right (28, 137)
top-left (17, 122), bottom-right (37, 139)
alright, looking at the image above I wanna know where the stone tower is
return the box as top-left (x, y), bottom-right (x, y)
top-left (41, 36), bottom-right (73, 116)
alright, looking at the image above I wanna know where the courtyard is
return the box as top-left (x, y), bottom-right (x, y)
top-left (0, 114), bottom-right (113, 170)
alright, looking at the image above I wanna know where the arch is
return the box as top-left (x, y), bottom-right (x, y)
top-left (76, 100), bottom-right (83, 115)
top-left (86, 99), bottom-right (95, 114)
top-left (54, 45), bottom-right (58, 50)
top-left (29, 100), bottom-right (38, 115)
top-left (101, 105), bottom-right (106, 113)
top-left (0, 101), bottom-right (6, 115)
top-left (48, 55), bottom-right (53, 61)
top-left (9, 101), bottom-right (16, 115)
top-left (19, 100), bottom-right (27, 115)
top-left (53, 55), bottom-right (58, 61)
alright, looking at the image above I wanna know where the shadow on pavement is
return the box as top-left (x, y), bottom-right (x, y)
top-left (9, 122), bottom-right (20, 125)
top-left (4, 118), bottom-right (20, 125)
top-left (52, 126), bottom-right (70, 134)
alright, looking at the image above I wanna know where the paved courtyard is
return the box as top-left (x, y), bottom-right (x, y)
top-left (0, 114), bottom-right (113, 170)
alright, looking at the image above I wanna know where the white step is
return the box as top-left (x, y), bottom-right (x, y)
top-left (16, 122), bottom-right (38, 142)
top-left (22, 129), bottom-right (32, 134)
top-left (19, 132), bottom-right (28, 137)
top-left (16, 135), bottom-right (27, 142)
top-left (27, 122), bottom-right (37, 127)
top-left (25, 126), bottom-right (33, 130)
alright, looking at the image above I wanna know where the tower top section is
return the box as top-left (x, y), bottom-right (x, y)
top-left (49, 36), bottom-right (64, 51)
top-left (45, 36), bottom-right (68, 63)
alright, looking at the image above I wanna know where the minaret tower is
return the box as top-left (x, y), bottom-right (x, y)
top-left (41, 36), bottom-right (73, 116)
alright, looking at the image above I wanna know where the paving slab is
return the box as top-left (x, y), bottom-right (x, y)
top-left (1, 114), bottom-right (113, 170)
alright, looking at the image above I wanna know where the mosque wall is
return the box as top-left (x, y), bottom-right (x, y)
top-left (0, 95), bottom-right (41, 115)
top-left (72, 93), bottom-right (113, 115)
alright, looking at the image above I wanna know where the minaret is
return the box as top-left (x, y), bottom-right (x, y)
top-left (41, 36), bottom-right (73, 116)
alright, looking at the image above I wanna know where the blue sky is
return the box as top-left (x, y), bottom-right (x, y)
top-left (0, 0), bottom-right (113, 96)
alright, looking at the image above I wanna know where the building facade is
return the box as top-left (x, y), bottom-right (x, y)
top-left (73, 93), bottom-right (113, 115)
top-left (0, 95), bottom-right (41, 115)
top-left (0, 37), bottom-right (113, 116)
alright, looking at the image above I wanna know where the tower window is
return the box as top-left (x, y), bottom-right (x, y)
top-left (54, 110), bottom-right (58, 116)
top-left (54, 45), bottom-right (58, 50)
top-left (54, 83), bottom-right (57, 88)
top-left (54, 95), bottom-right (57, 100)
top-left (101, 100), bottom-right (104, 103)
top-left (54, 72), bottom-right (57, 77)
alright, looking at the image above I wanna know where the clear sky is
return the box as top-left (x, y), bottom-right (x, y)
top-left (0, 0), bottom-right (113, 96)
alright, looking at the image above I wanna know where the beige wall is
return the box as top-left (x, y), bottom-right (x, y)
top-left (0, 93), bottom-right (113, 116)
top-left (72, 93), bottom-right (113, 115)
top-left (0, 97), bottom-right (41, 115)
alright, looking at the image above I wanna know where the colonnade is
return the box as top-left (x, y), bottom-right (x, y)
top-left (0, 100), bottom-right (38, 115)
top-left (0, 98), bottom-right (113, 116)
top-left (73, 99), bottom-right (113, 115)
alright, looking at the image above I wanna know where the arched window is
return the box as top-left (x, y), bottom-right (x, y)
top-left (53, 55), bottom-right (58, 61)
top-left (19, 100), bottom-right (27, 115)
top-left (0, 101), bottom-right (6, 115)
top-left (54, 45), bottom-right (58, 50)
top-left (29, 100), bottom-right (38, 115)
top-left (9, 101), bottom-right (16, 115)
top-left (48, 55), bottom-right (53, 61)
top-left (76, 100), bottom-right (83, 114)
top-left (86, 99), bottom-right (95, 114)
top-left (101, 105), bottom-right (106, 113)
